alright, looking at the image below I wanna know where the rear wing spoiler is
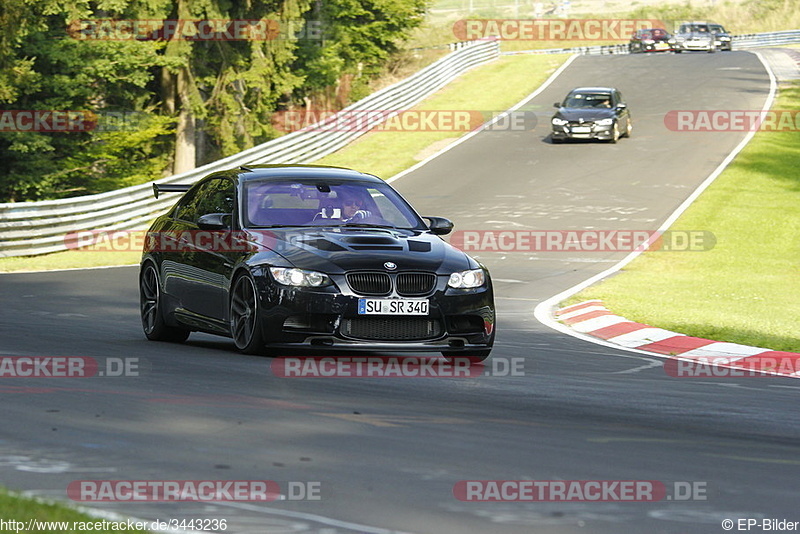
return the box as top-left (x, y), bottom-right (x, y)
top-left (153, 183), bottom-right (192, 199)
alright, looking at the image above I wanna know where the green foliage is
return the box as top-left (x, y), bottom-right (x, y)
top-left (627, 2), bottom-right (711, 23)
top-left (0, 0), bottom-right (430, 202)
top-left (0, 0), bottom-right (173, 200)
top-left (186, 0), bottom-right (314, 159)
top-left (293, 0), bottom-right (429, 101)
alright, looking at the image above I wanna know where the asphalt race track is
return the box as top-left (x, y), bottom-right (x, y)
top-left (3, 51), bottom-right (799, 534)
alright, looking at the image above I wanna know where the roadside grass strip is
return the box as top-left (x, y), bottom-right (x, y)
top-left (556, 301), bottom-right (800, 378)
top-left (567, 80), bottom-right (800, 354)
top-left (0, 54), bottom-right (568, 274)
top-left (0, 250), bottom-right (142, 273)
top-left (0, 488), bottom-right (151, 533)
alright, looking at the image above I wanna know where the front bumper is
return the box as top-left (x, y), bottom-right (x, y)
top-left (251, 269), bottom-right (495, 352)
top-left (552, 122), bottom-right (615, 141)
top-left (642, 42), bottom-right (674, 52)
top-left (675, 40), bottom-right (714, 51)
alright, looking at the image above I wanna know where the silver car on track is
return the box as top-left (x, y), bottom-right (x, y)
top-left (674, 22), bottom-right (732, 52)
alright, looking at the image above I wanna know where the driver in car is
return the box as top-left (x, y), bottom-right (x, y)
top-left (315, 187), bottom-right (372, 222)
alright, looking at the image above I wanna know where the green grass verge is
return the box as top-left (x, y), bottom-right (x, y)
top-left (0, 488), bottom-right (148, 533)
top-left (0, 250), bottom-right (142, 273)
top-left (569, 82), bottom-right (800, 353)
top-left (0, 53), bottom-right (567, 274)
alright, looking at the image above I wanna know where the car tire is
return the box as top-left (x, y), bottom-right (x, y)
top-left (441, 349), bottom-right (492, 363)
top-left (674, 49), bottom-right (682, 54)
top-left (623, 118), bottom-right (632, 138)
top-left (140, 262), bottom-right (190, 343)
top-left (609, 122), bottom-right (620, 144)
top-left (230, 272), bottom-right (266, 354)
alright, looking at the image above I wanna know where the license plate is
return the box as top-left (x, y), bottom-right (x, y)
top-left (358, 298), bottom-right (429, 315)
top-left (655, 42), bottom-right (668, 49)
top-left (571, 126), bottom-right (591, 133)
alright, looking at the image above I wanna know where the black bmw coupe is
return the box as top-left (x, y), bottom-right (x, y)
top-left (139, 165), bottom-right (494, 360)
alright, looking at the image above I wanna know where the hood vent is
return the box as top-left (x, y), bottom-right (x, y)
top-left (350, 245), bottom-right (403, 251)
top-left (344, 235), bottom-right (398, 245)
top-left (299, 238), bottom-right (347, 251)
top-left (408, 240), bottom-right (431, 252)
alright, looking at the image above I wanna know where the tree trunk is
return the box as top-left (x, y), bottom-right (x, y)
top-left (173, 67), bottom-right (196, 174)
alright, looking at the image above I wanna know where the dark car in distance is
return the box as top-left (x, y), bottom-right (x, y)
top-left (629, 28), bottom-right (676, 53)
top-left (708, 23), bottom-right (733, 51)
top-left (551, 87), bottom-right (632, 143)
top-left (139, 165), bottom-right (495, 360)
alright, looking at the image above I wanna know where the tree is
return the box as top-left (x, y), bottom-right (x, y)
top-left (0, 0), bottom-right (173, 201)
top-left (293, 0), bottom-right (428, 103)
top-left (0, 0), bottom-right (431, 202)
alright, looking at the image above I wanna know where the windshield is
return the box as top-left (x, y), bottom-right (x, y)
top-left (242, 179), bottom-right (427, 230)
top-left (564, 92), bottom-right (612, 109)
top-left (682, 24), bottom-right (709, 33)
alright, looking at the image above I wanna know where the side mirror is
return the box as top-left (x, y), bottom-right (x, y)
top-left (553, 102), bottom-right (562, 108)
top-left (197, 213), bottom-right (231, 230)
top-left (424, 216), bottom-right (454, 236)
top-left (616, 103), bottom-right (627, 110)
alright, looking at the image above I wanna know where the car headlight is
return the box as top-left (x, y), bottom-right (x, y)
top-left (270, 267), bottom-right (332, 287)
top-left (595, 118), bottom-right (614, 126)
top-left (552, 117), bottom-right (568, 126)
top-left (448, 269), bottom-right (485, 289)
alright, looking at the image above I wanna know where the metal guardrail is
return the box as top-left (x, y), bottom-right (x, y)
top-left (502, 43), bottom-right (629, 56)
top-left (732, 30), bottom-right (800, 48)
top-left (0, 39), bottom-right (500, 257)
top-left (500, 29), bottom-right (800, 56)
